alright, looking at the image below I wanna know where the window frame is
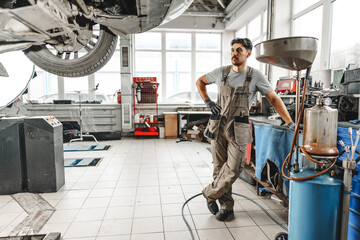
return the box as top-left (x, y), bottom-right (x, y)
top-left (134, 31), bottom-right (222, 104)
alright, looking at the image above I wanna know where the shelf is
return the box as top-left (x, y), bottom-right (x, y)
top-left (134, 122), bottom-right (158, 124)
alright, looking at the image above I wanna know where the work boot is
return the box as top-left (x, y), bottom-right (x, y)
top-left (215, 209), bottom-right (234, 221)
top-left (202, 190), bottom-right (219, 215)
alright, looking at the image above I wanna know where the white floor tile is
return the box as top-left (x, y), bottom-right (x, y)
top-left (104, 206), bottom-right (134, 220)
top-left (197, 228), bottom-right (234, 240)
top-left (224, 211), bottom-right (256, 228)
top-left (74, 208), bottom-right (107, 222)
top-left (164, 230), bottom-right (199, 240)
top-left (98, 219), bottom-right (132, 236)
top-left (134, 204), bottom-right (161, 218)
top-left (192, 214), bottom-right (227, 230)
top-left (47, 209), bottom-right (79, 224)
top-left (131, 217), bottom-right (163, 234)
top-left (163, 215), bottom-right (195, 232)
top-left (82, 197), bottom-right (111, 209)
top-left (64, 221), bottom-right (101, 238)
top-left (229, 226), bottom-right (269, 240)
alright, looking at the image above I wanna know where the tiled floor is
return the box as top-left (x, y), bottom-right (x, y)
top-left (0, 138), bottom-right (288, 240)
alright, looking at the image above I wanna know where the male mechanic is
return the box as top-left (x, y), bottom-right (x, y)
top-left (196, 38), bottom-right (294, 221)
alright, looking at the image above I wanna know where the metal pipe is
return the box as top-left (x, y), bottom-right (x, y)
top-left (340, 159), bottom-right (356, 240)
top-left (293, 70), bottom-right (301, 172)
top-left (74, 0), bottom-right (90, 15)
top-left (217, 0), bottom-right (225, 9)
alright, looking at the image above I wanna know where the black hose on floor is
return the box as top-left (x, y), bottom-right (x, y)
top-left (182, 192), bottom-right (288, 240)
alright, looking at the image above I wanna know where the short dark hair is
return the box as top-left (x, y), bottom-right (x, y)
top-left (231, 38), bottom-right (253, 51)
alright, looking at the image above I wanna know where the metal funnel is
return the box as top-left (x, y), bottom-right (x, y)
top-left (254, 36), bottom-right (318, 71)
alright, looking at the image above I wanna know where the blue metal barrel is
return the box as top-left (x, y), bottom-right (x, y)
top-left (289, 168), bottom-right (342, 240)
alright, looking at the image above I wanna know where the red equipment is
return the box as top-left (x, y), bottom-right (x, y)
top-left (117, 90), bottom-right (121, 104)
top-left (275, 76), bottom-right (297, 94)
top-left (133, 77), bottom-right (159, 137)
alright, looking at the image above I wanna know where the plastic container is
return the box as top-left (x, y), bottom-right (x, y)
top-left (303, 96), bottom-right (338, 156)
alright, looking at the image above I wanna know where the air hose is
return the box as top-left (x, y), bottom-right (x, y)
top-left (182, 192), bottom-right (288, 240)
top-left (281, 66), bottom-right (337, 181)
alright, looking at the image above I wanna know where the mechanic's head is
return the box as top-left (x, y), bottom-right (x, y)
top-left (230, 38), bottom-right (252, 66)
top-left (231, 38), bottom-right (253, 51)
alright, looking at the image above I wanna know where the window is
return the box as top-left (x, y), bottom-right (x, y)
top-left (293, 5), bottom-right (323, 72)
top-left (166, 33), bottom-right (191, 50)
top-left (30, 68), bottom-right (58, 101)
top-left (236, 10), bottom-right (268, 74)
top-left (166, 52), bottom-right (191, 101)
top-left (248, 15), bottom-right (262, 40)
top-left (293, 0), bottom-right (320, 15)
top-left (135, 51), bottom-right (162, 101)
top-left (134, 31), bottom-right (221, 103)
top-left (331, 0), bottom-right (360, 69)
top-left (135, 32), bottom-right (161, 50)
top-left (196, 34), bottom-right (221, 51)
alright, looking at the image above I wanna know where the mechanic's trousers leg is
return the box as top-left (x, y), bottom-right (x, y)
top-left (204, 137), bottom-right (246, 210)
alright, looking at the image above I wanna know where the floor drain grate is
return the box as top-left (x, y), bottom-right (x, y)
top-left (64, 158), bottom-right (102, 167)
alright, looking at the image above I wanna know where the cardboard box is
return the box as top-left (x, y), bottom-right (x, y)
top-left (187, 130), bottom-right (200, 140)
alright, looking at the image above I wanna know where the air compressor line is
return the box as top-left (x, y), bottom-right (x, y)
top-left (182, 192), bottom-right (288, 240)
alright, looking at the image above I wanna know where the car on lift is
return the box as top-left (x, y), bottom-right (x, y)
top-left (0, 0), bottom-right (193, 77)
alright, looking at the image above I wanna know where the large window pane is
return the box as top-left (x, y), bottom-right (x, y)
top-left (331, 0), bottom-right (360, 69)
top-left (196, 53), bottom-right (221, 103)
top-left (135, 51), bottom-right (162, 101)
top-left (248, 15), bottom-right (262, 40)
top-left (293, 0), bottom-right (319, 15)
top-left (263, 10), bottom-right (268, 34)
top-left (293, 6), bottom-right (323, 71)
top-left (95, 72), bottom-right (120, 102)
top-left (29, 69), bottom-right (58, 101)
top-left (166, 33), bottom-right (191, 50)
top-left (135, 32), bottom-right (161, 50)
top-left (196, 33), bottom-right (221, 51)
top-left (166, 52), bottom-right (191, 102)
top-left (247, 39), bottom-right (261, 72)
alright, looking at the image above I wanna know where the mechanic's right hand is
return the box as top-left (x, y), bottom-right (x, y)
top-left (204, 98), bottom-right (221, 115)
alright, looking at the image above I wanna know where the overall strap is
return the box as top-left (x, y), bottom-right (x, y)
top-left (246, 66), bottom-right (254, 82)
top-left (221, 65), bottom-right (232, 83)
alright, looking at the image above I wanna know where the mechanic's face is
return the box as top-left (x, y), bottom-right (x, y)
top-left (231, 43), bottom-right (251, 66)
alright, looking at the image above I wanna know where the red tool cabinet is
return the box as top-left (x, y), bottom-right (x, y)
top-left (133, 77), bottom-right (159, 137)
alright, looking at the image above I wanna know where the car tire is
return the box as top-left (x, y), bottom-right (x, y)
top-left (24, 26), bottom-right (117, 77)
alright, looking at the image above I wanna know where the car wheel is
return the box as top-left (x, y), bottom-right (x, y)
top-left (24, 26), bottom-right (117, 77)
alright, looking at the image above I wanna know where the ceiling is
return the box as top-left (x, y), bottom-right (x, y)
top-left (185, 0), bottom-right (248, 22)
top-left (187, 0), bottom-right (232, 13)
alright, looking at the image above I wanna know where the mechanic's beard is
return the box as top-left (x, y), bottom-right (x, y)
top-left (232, 58), bottom-right (244, 66)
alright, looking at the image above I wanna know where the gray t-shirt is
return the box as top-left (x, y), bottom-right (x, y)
top-left (206, 66), bottom-right (273, 108)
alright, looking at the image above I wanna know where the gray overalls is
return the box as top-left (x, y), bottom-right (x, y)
top-left (203, 66), bottom-right (253, 210)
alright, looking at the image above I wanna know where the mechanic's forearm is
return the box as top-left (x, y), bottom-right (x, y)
top-left (196, 79), bottom-right (209, 101)
top-left (270, 97), bottom-right (293, 124)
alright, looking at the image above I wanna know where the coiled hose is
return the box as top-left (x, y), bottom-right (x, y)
top-left (182, 192), bottom-right (288, 240)
top-left (281, 66), bottom-right (337, 181)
